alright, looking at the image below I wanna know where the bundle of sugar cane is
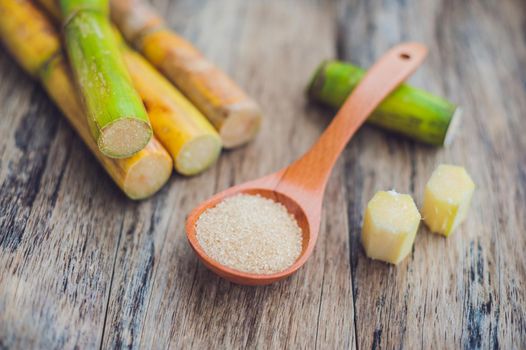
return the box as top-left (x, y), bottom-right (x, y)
top-left (0, 0), bottom-right (172, 199)
top-left (308, 60), bottom-right (461, 146)
top-left (38, 0), bottom-right (223, 175)
top-left (110, 0), bottom-right (262, 148)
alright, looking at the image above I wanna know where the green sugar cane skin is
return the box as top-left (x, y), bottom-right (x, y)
top-left (308, 60), bottom-right (461, 146)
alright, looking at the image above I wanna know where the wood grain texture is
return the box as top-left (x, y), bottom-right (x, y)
top-left (339, 0), bottom-right (526, 349)
top-left (0, 0), bottom-right (525, 349)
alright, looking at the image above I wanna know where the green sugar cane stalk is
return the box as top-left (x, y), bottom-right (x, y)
top-left (307, 60), bottom-right (461, 146)
top-left (61, 0), bottom-right (152, 158)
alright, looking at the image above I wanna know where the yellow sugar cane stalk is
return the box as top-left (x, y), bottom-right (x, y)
top-left (0, 0), bottom-right (172, 199)
top-left (60, 0), bottom-right (153, 158)
top-left (120, 45), bottom-right (222, 175)
top-left (0, 0), bottom-right (59, 75)
top-left (110, 0), bottom-right (262, 148)
top-left (35, 0), bottom-right (224, 175)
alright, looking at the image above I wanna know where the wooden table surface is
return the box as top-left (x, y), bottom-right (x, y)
top-left (1, 0), bottom-right (525, 348)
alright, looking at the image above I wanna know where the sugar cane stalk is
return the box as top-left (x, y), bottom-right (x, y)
top-left (0, 0), bottom-right (59, 75)
top-left (0, 0), bottom-right (172, 199)
top-left (308, 60), bottom-right (461, 146)
top-left (110, 0), bottom-right (262, 148)
top-left (60, 0), bottom-right (153, 158)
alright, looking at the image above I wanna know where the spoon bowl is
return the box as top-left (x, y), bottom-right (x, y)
top-left (186, 174), bottom-right (317, 285)
top-left (186, 43), bottom-right (428, 285)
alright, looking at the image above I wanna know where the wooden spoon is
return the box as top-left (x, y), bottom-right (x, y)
top-left (186, 43), bottom-right (428, 285)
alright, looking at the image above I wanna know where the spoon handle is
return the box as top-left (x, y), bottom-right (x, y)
top-left (282, 42), bottom-right (428, 192)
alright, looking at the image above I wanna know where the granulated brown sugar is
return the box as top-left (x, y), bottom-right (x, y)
top-left (195, 194), bottom-right (303, 275)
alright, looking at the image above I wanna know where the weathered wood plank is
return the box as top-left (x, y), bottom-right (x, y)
top-left (101, 0), bottom-right (356, 348)
top-left (0, 0), bottom-right (525, 349)
top-left (338, 0), bottom-right (526, 349)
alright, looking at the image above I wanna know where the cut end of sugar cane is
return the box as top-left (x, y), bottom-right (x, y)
top-left (219, 102), bottom-right (262, 148)
top-left (422, 164), bottom-right (475, 236)
top-left (98, 118), bottom-right (152, 158)
top-left (362, 191), bottom-right (421, 265)
top-left (123, 146), bottom-right (173, 199)
top-left (176, 134), bottom-right (221, 175)
top-left (307, 60), bottom-right (460, 146)
top-left (443, 107), bottom-right (463, 147)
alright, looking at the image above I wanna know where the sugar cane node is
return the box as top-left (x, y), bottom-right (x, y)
top-left (0, 0), bottom-right (60, 77)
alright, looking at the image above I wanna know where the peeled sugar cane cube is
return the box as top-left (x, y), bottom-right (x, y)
top-left (422, 164), bottom-right (475, 236)
top-left (362, 191), bottom-right (421, 265)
